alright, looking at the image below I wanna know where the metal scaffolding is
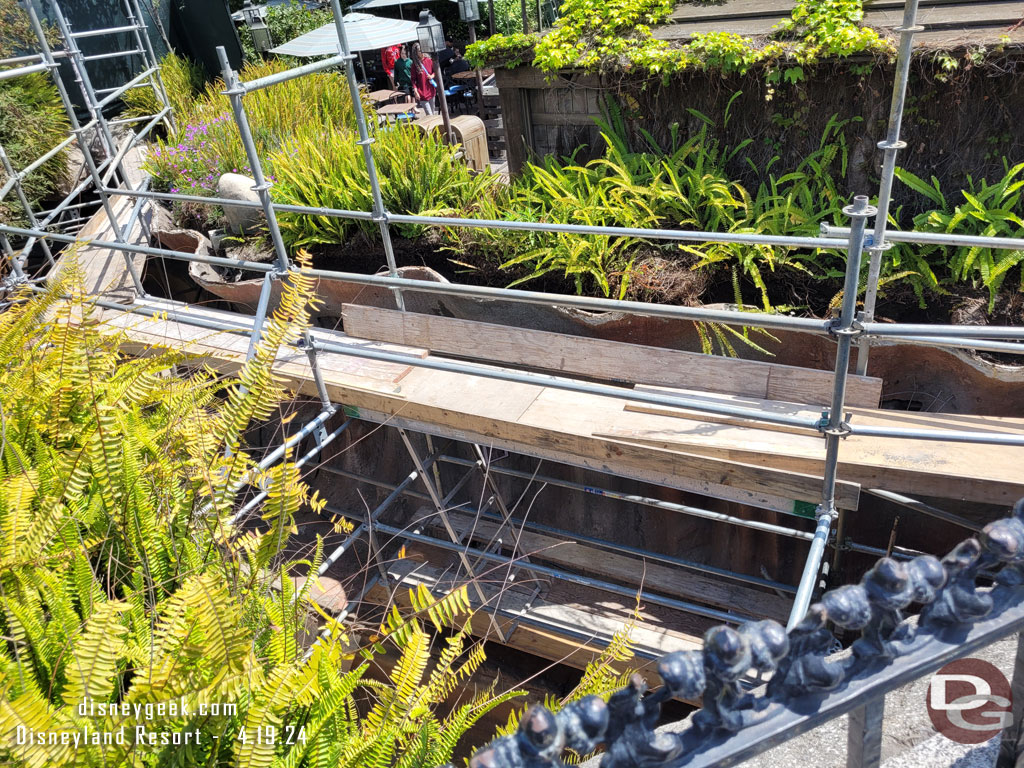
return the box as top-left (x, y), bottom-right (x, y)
top-left (2, 0), bottom-right (1024, 646)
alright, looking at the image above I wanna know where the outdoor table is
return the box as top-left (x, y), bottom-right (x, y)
top-left (367, 89), bottom-right (409, 106)
top-left (376, 102), bottom-right (421, 124)
top-left (452, 68), bottom-right (494, 81)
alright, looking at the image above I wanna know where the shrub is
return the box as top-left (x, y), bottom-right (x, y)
top-left (0, 72), bottom-right (69, 227)
top-left (271, 123), bottom-right (500, 247)
top-left (122, 50), bottom-right (206, 124)
top-left (892, 162), bottom-right (1024, 310)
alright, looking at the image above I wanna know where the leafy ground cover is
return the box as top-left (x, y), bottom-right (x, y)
top-left (145, 50), bottom-right (1023, 328)
top-left (467, 0), bottom-right (894, 82)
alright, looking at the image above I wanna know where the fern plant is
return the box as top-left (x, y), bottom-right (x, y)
top-left (0, 257), bottom-right (511, 767)
top-left (893, 162), bottom-right (1024, 311)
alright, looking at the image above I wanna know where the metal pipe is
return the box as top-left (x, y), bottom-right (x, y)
top-left (859, 322), bottom-right (1024, 341)
top-left (822, 225), bottom-right (1024, 253)
top-left (788, 196), bottom-right (875, 630)
top-left (232, 419), bottom-right (352, 523)
top-left (387, 211), bottom-right (846, 250)
top-left (81, 48), bottom-right (144, 63)
top-left (0, 53), bottom-right (43, 66)
top-left (0, 62), bottom-right (49, 80)
top-left (858, 0), bottom-right (921, 376)
top-left (867, 334), bottom-right (1024, 355)
top-left (98, 186), bottom-right (848, 251)
top-left (100, 186), bottom-right (377, 221)
top-left (69, 23), bottom-right (143, 38)
top-left (244, 273), bottom-right (276, 359)
top-left (240, 53), bottom-right (350, 93)
top-left (849, 423), bottom-right (1024, 447)
top-left (373, 522), bottom-right (751, 625)
top-left (864, 488), bottom-right (979, 532)
top-left (216, 46), bottom-right (292, 276)
top-left (316, 452), bottom-right (442, 577)
top-left (436, 455), bottom-right (816, 539)
top-left (0, 223), bottom-right (274, 272)
top-left (327, 0), bottom-right (405, 311)
top-left (787, 512), bottom-right (833, 630)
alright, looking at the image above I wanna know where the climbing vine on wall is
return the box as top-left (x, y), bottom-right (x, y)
top-left (466, 0), bottom-right (894, 80)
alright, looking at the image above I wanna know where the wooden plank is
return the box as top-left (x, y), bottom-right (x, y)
top-left (598, 411), bottom-right (1024, 506)
top-left (78, 303), bottom-right (1024, 508)
top-left (436, 510), bottom-right (793, 622)
top-left (54, 195), bottom-right (147, 302)
top-left (341, 305), bottom-right (883, 408)
top-left (518, 388), bottom-right (862, 510)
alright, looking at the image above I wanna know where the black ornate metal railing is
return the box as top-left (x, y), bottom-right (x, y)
top-left (464, 499), bottom-right (1024, 768)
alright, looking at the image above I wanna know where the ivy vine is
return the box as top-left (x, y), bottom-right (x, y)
top-left (466, 0), bottom-right (895, 81)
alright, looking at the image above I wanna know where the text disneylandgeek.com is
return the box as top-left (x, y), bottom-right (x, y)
top-left (15, 697), bottom-right (308, 748)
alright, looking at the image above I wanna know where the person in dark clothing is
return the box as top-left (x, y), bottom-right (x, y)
top-left (437, 39), bottom-right (456, 72)
top-left (393, 44), bottom-right (414, 96)
top-left (448, 49), bottom-right (471, 76)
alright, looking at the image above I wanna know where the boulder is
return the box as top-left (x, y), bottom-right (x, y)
top-left (216, 173), bottom-right (264, 235)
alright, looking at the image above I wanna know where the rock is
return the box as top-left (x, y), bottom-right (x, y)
top-left (216, 173), bottom-right (264, 235)
top-left (58, 143), bottom-right (88, 197)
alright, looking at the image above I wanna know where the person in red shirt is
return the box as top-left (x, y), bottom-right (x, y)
top-left (410, 42), bottom-right (436, 115)
top-left (381, 44), bottom-right (401, 88)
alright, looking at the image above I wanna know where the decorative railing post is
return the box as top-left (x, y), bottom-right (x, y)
top-left (463, 498), bottom-right (1024, 768)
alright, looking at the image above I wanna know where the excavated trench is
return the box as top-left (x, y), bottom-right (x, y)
top-left (150, 243), bottom-right (1022, 757)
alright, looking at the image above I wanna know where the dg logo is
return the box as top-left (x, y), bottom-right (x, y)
top-left (926, 658), bottom-right (1013, 744)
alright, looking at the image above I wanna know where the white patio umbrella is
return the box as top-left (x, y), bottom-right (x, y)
top-left (268, 12), bottom-right (419, 56)
top-left (348, 0), bottom-right (434, 19)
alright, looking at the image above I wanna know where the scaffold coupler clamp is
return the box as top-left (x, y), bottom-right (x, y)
top-left (825, 316), bottom-right (864, 339)
top-left (816, 410), bottom-right (852, 439)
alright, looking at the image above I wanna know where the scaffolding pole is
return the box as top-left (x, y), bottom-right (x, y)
top-left (856, 0), bottom-right (921, 376)
top-left (788, 195), bottom-right (875, 631)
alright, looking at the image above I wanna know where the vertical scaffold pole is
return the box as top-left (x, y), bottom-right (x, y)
top-left (788, 195), bottom-right (875, 630)
top-left (22, 0), bottom-right (146, 296)
top-left (327, 0), bottom-right (405, 311)
top-left (215, 46), bottom-right (333, 415)
top-left (856, 0), bottom-right (921, 376)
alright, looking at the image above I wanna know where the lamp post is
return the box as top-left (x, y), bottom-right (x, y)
top-left (416, 10), bottom-right (454, 143)
top-left (241, 1), bottom-right (274, 56)
top-left (457, 0), bottom-right (487, 118)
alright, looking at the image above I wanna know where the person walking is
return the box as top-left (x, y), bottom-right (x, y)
top-left (410, 41), bottom-right (436, 116)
